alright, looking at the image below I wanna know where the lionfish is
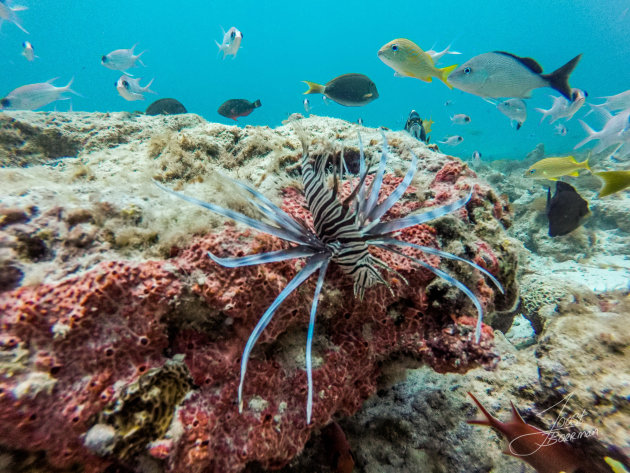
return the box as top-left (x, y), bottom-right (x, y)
top-left (155, 129), bottom-right (503, 423)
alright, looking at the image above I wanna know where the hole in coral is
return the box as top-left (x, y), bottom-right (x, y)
top-left (138, 365), bottom-right (147, 373)
top-left (29, 414), bottom-right (37, 421)
top-left (192, 419), bottom-right (199, 427)
top-left (104, 348), bottom-right (114, 357)
top-left (50, 366), bottom-right (61, 375)
top-left (139, 336), bottom-right (149, 346)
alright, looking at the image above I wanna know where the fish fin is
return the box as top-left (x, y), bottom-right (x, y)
top-left (46, 77), bottom-right (60, 84)
top-left (516, 121), bottom-right (522, 130)
top-left (509, 401), bottom-right (527, 424)
top-left (494, 51), bottom-right (543, 73)
top-left (574, 120), bottom-right (597, 149)
top-left (438, 64), bottom-right (458, 89)
top-left (541, 54), bottom-right (582, 101)
top-left (546, 186), bottom-right (551, 212)
top-left (135, 50), bottom-right (146, 67)
top-left (62, 77), bottom-right (82, 97)
top-left (302, 81), bottom-right (325, 95)
top-left (535, 107), bottom-right (550, 123)
top-left (466, 392), bottom-right (500, 429)
top-left (594, 171), bottom-right (630, 198)
top-left (253, 99), bottom-right (262, 108)
top-left (580, 155), bottom-right (591, 172)
top-left (12, 5), bottom-right (29, 12)
top-left (144, 78), bottom-right (157, 94)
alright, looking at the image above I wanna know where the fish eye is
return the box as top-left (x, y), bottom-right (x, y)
top-left (391, 44), bottom-right (398, 52)
top-left (101, 55), bottom-right (108, 63)
top-left (529, 169), bottom-right (535, 174)
top-left (464, 67), bottom-right (471, 74)
top-left (231, 31), bottom-right (236, 39)
top-left (1, 98), bottom-right (9, 108)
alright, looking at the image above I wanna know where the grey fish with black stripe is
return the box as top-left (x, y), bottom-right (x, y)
top-left (449, 51), bottom-right (582, 101)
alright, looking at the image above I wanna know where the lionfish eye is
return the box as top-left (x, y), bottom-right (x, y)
top-left (464, 67), bottom-right (471, 74)
top-left (392, 44), bottom-right (398, 51)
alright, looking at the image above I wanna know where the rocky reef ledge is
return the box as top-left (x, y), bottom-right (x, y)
top-left (0, 112), bottom-right (627, 473)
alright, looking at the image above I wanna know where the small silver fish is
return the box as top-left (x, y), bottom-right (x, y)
top-left (216, 26), bottom-right (243, 59)
top-left (497, 98), bottom-right (527, 130)
top-left (303, 98), bottom-right (310, 113)
top-left (426, 43), bottom-right (461, 63)
top-left (450, 113), bottom-right (471, 125)
top-left (102, 44), bottom-right (145, 72)
top-left (444, 100), bottom-right (454, 106)
top-left (357, 118), bottom-right (363, 126)
top-left (22, 41), bottom-right (36, 61)
top-left (116, 75), bottom-right (155, 101)
top-left (0, 0), bottom-right (28, 33)
top-left (471, 150), bottom-right (482, 166)
top-left (449, 51), bottom-right (582, 100)
top-left (1, 78), bottom-right (76, 110)
top-left (554, 123), bottom-right (567, 136)
top-left (439, 135), bottom-right (463, 146)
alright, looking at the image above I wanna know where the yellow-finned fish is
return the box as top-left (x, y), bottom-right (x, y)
top-left (594, 170), bottom-right (630, 197)
top-left (605, 456), bottom-right (630, 473)
top-left (378, 38), bottom-right (457, 89)
top-left (525, 155), bottom-right (590, 180)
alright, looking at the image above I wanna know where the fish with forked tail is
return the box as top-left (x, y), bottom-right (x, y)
top-left (377, 38), bottom-right (457, 89)
top-left (449, 52), bottom-right (582, 100)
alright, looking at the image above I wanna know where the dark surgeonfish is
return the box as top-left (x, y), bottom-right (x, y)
top-left (302, 73), bottom-right (378, 107)
top-left (145, 98), bottom-right (187, 115)
top-left (546, 181), bottom-right (589, 237)
top-left (404, 110), bottom-right (431, 143)
top-left (449, 52), bottom-right (582, 101)
top-left (217, 99), bottom-right (261, 121)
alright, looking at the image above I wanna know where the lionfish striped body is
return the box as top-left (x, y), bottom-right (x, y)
top-left (301, 149), bottom-right (384, 297)
top-left (155, 129), bottom-right (503, 423)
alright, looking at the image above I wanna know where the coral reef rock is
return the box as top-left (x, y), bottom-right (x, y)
top-left (0, 112), bottom-right (517, 472)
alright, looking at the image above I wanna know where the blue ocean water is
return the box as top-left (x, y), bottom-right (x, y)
top-left (1, 0), bottom-right (629, 160)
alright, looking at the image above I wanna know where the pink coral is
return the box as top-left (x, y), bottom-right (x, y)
top-left (0, 161), bottom-right (507, 472)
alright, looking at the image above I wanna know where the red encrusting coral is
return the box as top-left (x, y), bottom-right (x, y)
top-left (0, 163), bottom-right (504, 472)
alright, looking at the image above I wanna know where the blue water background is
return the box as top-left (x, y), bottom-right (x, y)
top-left (1, 0), bottom-right (629, 160)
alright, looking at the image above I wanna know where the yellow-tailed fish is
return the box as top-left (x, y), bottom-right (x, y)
top-left (423, 118), bottom-right (434, 133)
top-left (605, 456), bottom-right (630, 473)
top-left (594, 170), bottom-right (630, 197)
top-left (377, 38), bottom-right (457, 89)
top-left (526, 155), bottom-right (590, 180)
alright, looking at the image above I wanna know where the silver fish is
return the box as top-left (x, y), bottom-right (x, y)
top-left (0, 0), bottom-right (28, 33)
top-left (1, 78), bottom-right (76, 110)
top-left (588, 89), bottom-right (630, 115)
top-left (554, 123), bottom-right (567, 136)
top-left (451, 113), bottom-right (471, 125)
top-left (102, 44), bottom-right (145, 72)
top-left (116, 75), bottom-right (155, 101)
top-left (303, 98), bottom-right (311, 113)
top-left (22, 41), bottom-right (37, 61)
top-left (439, 135), bottom-right (463, 146)
top-left (575, 108), bottom-right (630, 152)
top-left (216, 26), bottom-right (243, 59)
top-left (426, 43), bottom-right (461, 63)
top-left (497, 98), bottom-right (527, 130)
top-left (449, 51), bottom-right (581, 100)
top-left (537, 88), bottom-right (587, 124)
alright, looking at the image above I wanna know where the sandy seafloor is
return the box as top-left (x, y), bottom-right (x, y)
top-left (0, 111), bottom-right (628, 473)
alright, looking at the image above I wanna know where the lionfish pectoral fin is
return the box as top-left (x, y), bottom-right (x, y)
top-left (370, 238), bottom-right (504, 294)
top-left (207, 246), bottom-right (317, 268)
top-left (306, 259), bottom-right (329, 424)
top-left (366, 150), bottom-right (419, 224)
top-left (238, 252), bottom-right (330, 414)
top-left (361, 130), bottom-right (389, 221)
top-left (369, 189), bottom-right (473, 235)
top-left (153, 180), bottom-right (310, 246)
top-left (374, 244), bottom-right (485, 343)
